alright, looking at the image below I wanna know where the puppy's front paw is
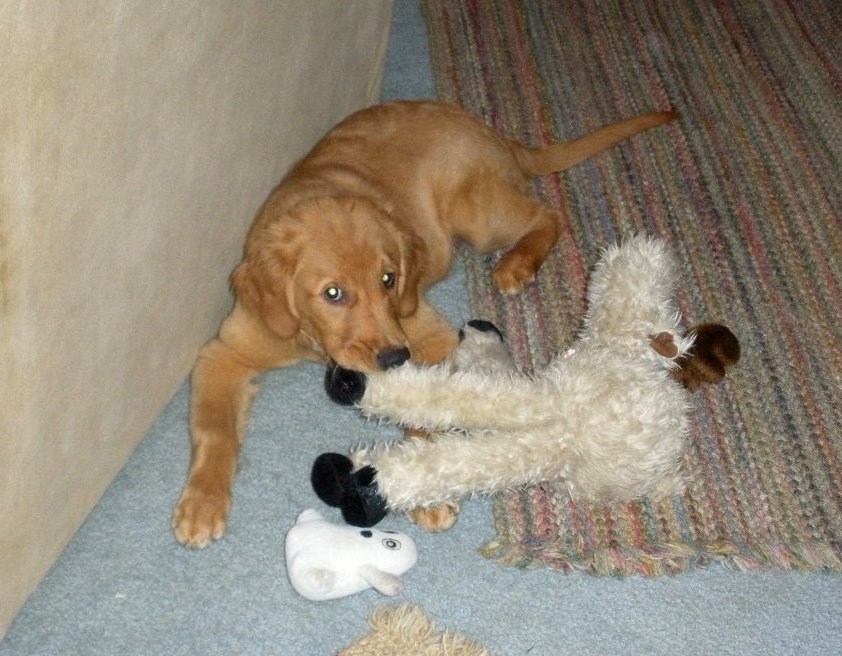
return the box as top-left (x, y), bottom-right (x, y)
top-left (172, 487), bottom-right (230, 548)
top-left (324, 363), bottom-right (367, 405)
top-left (407, 503), bottom-right (460, 532)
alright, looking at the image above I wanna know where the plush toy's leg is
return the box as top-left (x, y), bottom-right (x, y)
top-left (311, 453), bottom-right (388, 527)
top-left (349, 426), bottom-right (564, 512)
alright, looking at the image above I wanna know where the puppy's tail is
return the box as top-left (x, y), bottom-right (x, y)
top-left (511, 110), bottom-right (678, 176)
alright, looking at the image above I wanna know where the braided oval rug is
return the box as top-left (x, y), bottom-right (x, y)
top-left (422, 0), bottom-right (842, 575)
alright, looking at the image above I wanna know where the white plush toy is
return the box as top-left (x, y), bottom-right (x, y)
top-left (285, 509), bottom-right (417, 600)
top-left (313, 236), bottom-right (739, 527)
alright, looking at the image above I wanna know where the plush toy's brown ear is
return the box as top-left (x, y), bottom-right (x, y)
top-left (650, 332), bottom-right (679, 359)
top-left (230, 241), bottom-right (300, 340)
top-left (671, 323), bottom-right (741, 391)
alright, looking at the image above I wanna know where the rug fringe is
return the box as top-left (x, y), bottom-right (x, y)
top-left (481, 538), bottom-right (842, 577)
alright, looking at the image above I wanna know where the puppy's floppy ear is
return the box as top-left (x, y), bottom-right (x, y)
top-left (230, 229), bottom-right (300, 339)
top-left (395, 229), bottom-right (428, 318)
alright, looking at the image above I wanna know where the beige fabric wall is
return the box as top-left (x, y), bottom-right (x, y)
top-left (0, 0), bottom-right (392, 637)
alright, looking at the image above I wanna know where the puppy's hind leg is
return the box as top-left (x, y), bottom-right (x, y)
top-left (492, 200), bottom-right (563, 295)
top-left (458, 179), bottom-right (563, 295)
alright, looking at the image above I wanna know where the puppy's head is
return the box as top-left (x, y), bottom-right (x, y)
top-left (231, 196), bottom-right (426, 372)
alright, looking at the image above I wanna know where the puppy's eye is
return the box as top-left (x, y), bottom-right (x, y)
top-left (382, 538), bottom-right (401, 550)
top-left (323, 286), bottom-right (344, 303)
top-left (381, 272), bottom-right (396, 289)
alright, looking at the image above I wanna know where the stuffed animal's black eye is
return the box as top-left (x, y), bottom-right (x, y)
top-left (381, 272), bottom-right (396, 289)
top-left (324, 286), bottom-right (344, 303)
top-left (382, 538), bottom-right (401, 550)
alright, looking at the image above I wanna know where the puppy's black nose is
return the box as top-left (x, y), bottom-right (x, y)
top-left (376, 347), bottom-right (410, 370)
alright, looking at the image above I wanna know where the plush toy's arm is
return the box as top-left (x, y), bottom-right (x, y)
top-left (325, 320), bottom-right (553, 432)
top-left (357, 565), bottom-right (404, 596)
top-left (356, 321), bottom-right (559, 433)
top-left (358, 364), bottom-right (557, 433)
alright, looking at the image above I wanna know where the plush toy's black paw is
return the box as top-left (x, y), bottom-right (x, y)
top-left (459, 319), bottom-right (504, 341)
top-left (311, 453), bottom-right (388, 527)
top-left (324, 363), bottom-right (367, 405)
top-left (310, 452), bottom-right (353, 506)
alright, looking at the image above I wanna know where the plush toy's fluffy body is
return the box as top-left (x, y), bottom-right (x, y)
top-left (313, 236), bottom-right (739, 526)
top-left (285, 510), bottom-right (417, 600)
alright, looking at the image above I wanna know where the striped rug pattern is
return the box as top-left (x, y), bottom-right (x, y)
top-left (422, 0), bottom-right (842, 575)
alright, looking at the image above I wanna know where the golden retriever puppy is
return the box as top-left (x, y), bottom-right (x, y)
top-left (172, 101), bottom-right (675, 547)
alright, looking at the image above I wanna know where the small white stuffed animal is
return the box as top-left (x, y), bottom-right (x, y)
top-left (285, 509), bottom-right (417, 600)
top-left (312, 236), bottom-right (739, 526)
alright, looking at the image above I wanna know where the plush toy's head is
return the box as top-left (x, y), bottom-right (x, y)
top-left (285, 509), bottom-right (417, 600)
